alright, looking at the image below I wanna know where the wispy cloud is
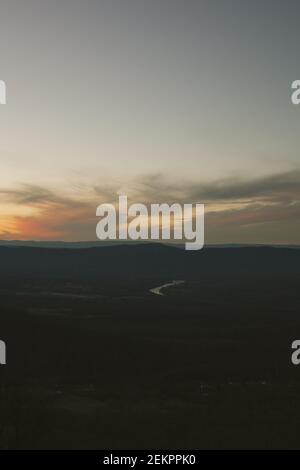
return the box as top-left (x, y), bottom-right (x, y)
top-left (1, 169), bottom-right (299, 243)
top-left (134, 170), bottom-right (300, 204)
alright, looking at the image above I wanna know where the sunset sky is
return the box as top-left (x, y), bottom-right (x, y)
top-left (0, 0), bottom-right (299, 244)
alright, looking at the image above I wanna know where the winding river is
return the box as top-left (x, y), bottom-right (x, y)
top-left (150, 280), bottom-right (185, 296)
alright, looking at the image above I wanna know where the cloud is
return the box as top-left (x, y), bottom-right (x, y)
top-left (135, 170), bottom-right (300, 204)
top-left (0, 169), bottom-right (299, 243)
top-left (0, 183), bottom-right (95, 240)
top-left (0, 184), bottom-right (87, 208)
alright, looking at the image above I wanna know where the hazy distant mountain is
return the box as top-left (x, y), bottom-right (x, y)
top-left (0, 243), bottom-right (299, 281)
top-left (0, 240), bottom-right (299, 249)
top-left (0, 240), bottom-right (128, 249)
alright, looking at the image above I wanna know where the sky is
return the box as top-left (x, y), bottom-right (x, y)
top-left (0, 0), bottom-right (299, 244)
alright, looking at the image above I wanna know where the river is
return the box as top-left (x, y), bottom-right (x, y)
top-left (150, 280), bottom-right (185, 296)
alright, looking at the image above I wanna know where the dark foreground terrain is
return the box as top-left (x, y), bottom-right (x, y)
top-left (0, 244), bottom-right (299, 449)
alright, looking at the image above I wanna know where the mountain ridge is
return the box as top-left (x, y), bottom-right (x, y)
top-left (0, 244), bottom-right (299, 281)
